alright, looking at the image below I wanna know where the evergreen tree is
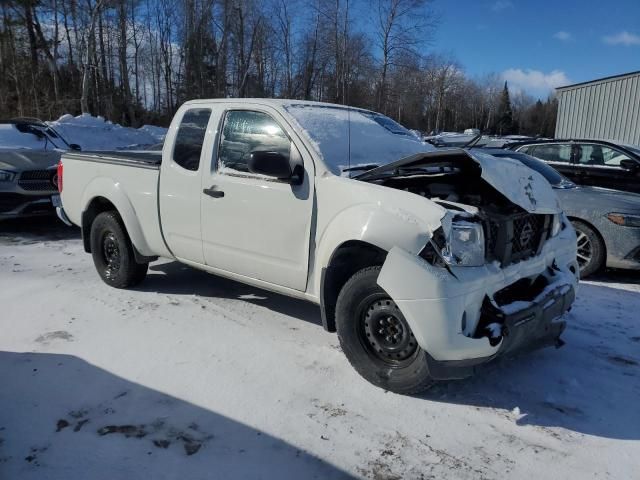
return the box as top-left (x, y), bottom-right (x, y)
top-left (496, 81), bottom-right (513, 135)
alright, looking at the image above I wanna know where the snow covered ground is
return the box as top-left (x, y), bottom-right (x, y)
top-left (48, 114), bottom-right (167, 150)
top-left (0, 217), bottom-right (638, 479)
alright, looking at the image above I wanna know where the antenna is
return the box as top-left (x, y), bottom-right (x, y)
top-left (347, 106), bottom-right (351, 171)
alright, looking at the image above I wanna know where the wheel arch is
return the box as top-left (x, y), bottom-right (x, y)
top-left (567, 216), bottom-right (608, 258)
top-left (320, 240), bottom-right (388, 332)
top-left (79, 177), bottom-right (155, 257)
top-left (82, 196), bottom-right (117, 253)
top-left (567, 216), bottom-right (608, 272)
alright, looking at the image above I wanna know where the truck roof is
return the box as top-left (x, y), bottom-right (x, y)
top-left (182, 98), bottom-right (377, 114)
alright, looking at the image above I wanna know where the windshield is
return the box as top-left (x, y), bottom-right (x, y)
top-left (44, 125), bottom-right (72, 148)
top-left (285, 104), bottom-right (434, 175)
top-left (488, 150), bottom-right (575, 188)
top-left (622, 143), bottom-right (640, 156)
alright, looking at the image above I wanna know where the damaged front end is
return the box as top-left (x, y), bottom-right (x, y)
top-left (361, 149), bottom-right (579, 379)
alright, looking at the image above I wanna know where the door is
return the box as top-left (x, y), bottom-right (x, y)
top-left (200, 108), bottom-right (314, 291)
top-left (525, 144), bottom-right (576, 181)
top-left (572, 143), bottom-right (640, 193)
top-left (159, 107), bottom-right (214, 263)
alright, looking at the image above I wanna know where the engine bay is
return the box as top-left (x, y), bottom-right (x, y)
top-left (358, 152), bottom-right (553, 267)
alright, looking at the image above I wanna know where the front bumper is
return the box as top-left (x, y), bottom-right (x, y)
top-left (0, 193), bottom-right (55, 220)
top-left (377, 229), bottom-right (579, 379)
top-left (603, 222), bottom-right (640, 270)
top-left (425, 281), bottom-right (574, 380)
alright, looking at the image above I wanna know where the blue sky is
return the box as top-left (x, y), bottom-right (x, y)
top-left (432, 0), bottom-right (640, 98)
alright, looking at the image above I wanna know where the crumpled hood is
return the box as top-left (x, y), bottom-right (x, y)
top-left (467, 150), bottom-right (560, 214)
top-left (356, 148), bottom-right (561, 214)
top-left (0, 149), bottom-right (61, 172)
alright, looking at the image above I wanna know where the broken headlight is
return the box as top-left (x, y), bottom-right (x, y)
top-left (421, 221), bottom-right (485, 267)
top-left (442, 221), bottom-right (485, 267)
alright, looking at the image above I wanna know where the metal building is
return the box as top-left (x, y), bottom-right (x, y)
top-left (555, 70), bottom-right (640, 145)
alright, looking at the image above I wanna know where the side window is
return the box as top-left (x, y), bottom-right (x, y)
top-left (530, 144), bottom-right (571, 163)
top-left (517, 145), bottom-right (533, 154)
top-left (173, 108), bottom-right (212, 171)
top-left (575, 144), bottom-right (631, 167)
top-left (218, 110), bottom-right (290, 173)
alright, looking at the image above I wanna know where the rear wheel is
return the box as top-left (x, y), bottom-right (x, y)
top-left (90, 211), bottom-right (148, 288)
top-left (335, 266), bottom-right (434, 394)
top-left (571, 220), bottom-right (605, 278)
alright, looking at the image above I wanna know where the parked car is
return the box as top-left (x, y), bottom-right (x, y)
top-left (56, 99), bottom-right (578, 394)
top-left (507, 139), bottom-right (640, 194)
top-left (0, 119), bottom-right (80, 220)
top-left (478, 148), bottom-right (640, 277)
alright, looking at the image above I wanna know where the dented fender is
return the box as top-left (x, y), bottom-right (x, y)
top-left (309, 175), bottom-right (450, 297)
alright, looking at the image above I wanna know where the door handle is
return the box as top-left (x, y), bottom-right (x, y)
top-left (203, 186), bottom-right (225, 198)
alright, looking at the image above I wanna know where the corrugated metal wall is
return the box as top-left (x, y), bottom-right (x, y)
top-left (555, 72), bottom-right (640, 145)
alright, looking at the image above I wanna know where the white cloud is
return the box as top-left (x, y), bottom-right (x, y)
top-left (553, 31), bottom-right (572, 41)
top-left (603, 31), bottom-right (640, 46)
top-left (491, 1), bottom-right (513, 12)
top-left (502, 68), bottom-right (571, 96)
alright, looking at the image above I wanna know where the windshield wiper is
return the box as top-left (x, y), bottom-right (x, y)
top-left (341, 164), bottom-right (380, 173)
top-left (356, 164), bottom-right (460, 182)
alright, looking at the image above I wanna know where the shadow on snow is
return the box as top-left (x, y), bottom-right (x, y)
top-left (0, 351), bottom-right (353, 480)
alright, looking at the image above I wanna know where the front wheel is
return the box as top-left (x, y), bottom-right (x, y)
top-left (90, 211), bottom-right (148, 288)
top-left (335, 266), bottom-right (434, 394)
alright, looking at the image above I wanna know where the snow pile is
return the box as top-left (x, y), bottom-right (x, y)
top-left (138, 124), bottom-right (168, 143)
top-left (47, 114), bottom-right (167, 151)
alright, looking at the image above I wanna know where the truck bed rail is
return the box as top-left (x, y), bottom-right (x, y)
top-left (63, 150), bottom-right (162, 169)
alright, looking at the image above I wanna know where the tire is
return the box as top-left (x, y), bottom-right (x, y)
top-left (571, 220), bottom-right (605, 278)
top-left (90, 211), bottom-right (148, 288)
top-left (335, 266), bottom-right (434, 394)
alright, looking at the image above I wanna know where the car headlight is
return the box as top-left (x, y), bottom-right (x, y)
top-left (441, 221), bottom-right (485, 267)
top-left (0, 170), bottom-right (16, 182)
top-left (607, 213), bottom-right (640, 228)
top-left (551, 214), bottom-right (562, 237)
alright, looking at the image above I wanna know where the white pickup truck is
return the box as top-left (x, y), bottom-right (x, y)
top-left (57, 99), bottom-right (579, 394)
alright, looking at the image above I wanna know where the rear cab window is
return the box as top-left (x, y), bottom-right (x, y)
top-left (172, 108), bottom-right (212, 171)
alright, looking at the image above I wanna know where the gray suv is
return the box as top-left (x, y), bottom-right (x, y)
top-left (0, 119), bottom-right (79, 220)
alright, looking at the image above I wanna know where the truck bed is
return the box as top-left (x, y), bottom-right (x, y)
top-left (61, 149), bottom-right (170, 258)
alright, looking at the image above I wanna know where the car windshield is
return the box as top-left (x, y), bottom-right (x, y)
top-left (284, 104), bottom-right (434, 175)
top-left (622, 143), bottom-right (640, 155)
top-left (488, 150), bottom-right (575, 188)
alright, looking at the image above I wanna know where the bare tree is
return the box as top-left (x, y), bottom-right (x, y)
top-left (374, 0), bottom-right (436, 112)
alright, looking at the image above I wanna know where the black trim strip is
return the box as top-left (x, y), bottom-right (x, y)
top-left (63, 152), bottom-right (161, 170)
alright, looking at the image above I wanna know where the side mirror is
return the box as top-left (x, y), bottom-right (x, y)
top-left (248, 151), bottom-right (292, 180)
top-left (620, 159), bottom-right (639, 171)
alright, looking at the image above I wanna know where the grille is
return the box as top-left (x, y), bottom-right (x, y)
top-left (512, 214), bottom-right (547, 257)
top-left (485, 213), bottom-right (550, 267)
top-left (18, 169), bottom-right (57, 192)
